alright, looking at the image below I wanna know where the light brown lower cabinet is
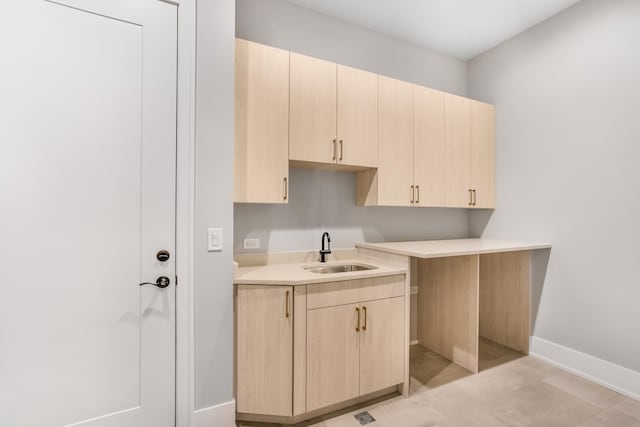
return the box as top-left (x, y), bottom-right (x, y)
top-left (235, 285), bottom-right (293, 416)
top-left (306, 296), bottom-right (405, 411)
top-left (358, 297), bottom-right (405, 395)
top-left (306, 303), bottom-right (360, 411)
top-left (235, 275), bottom-right (406, 423)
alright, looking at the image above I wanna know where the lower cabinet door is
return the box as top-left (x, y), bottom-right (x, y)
top-left (236, 285), bottom-right (293, 416)
top-left (359, 297), bottom-right (405, 395)
top-left (306, 303), bottom-right (360, 411)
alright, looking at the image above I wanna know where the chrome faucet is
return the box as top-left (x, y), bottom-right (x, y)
top-left (320, 232), bottom-right (331, 263)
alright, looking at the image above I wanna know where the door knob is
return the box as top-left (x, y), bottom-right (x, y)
top-left (139, 276), bottom-right (170, 288)
top-left (156, 250), bottom-right (170, 262)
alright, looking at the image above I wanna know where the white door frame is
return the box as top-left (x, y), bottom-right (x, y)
top-left (175, 0), bottom-right (197, 426)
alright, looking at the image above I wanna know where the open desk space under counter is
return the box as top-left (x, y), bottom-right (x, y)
top-left (356, 238), bottom-right (552, 374)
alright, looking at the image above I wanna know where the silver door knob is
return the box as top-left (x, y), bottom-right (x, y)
top-left (139, 276), bottom-right (170, 288)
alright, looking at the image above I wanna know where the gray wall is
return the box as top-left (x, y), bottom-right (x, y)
top-left (236, 0), bottom-right (467, 96)
top-left (194, 0), bottom-right (235, 409)
top-left (234, 169), bottom-right (469, 253)
top-left (468, 0), bottom-right (640, 372)
top-left (235, 0), bottom-right (469, 254)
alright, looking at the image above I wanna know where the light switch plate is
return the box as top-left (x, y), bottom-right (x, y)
top-left (207, 228), bottom-right (223, 251)
top-left (243, 238), bottom-right (260, 250)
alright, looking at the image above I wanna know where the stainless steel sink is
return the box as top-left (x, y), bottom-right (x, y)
top-left (304, 263), bottom-right (377, 274)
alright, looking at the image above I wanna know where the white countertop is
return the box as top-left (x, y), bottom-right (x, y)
top-left (234, 258), bottom-right (407, 286)
top-left (356, 238), bottom-right (551, 259)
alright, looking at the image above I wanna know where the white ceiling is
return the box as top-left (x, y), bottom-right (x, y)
top-left (287, 0), bottom-right (582, 60)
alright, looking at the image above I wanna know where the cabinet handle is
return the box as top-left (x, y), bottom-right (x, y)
top-left (339, 139), bottom-right (343, 161)
top-left (285, 290), bottom-right (290, 318)
top-left (410, 185), bottom-right (415, 204)
top-left (362, 306), bottom-right (367, 331)
top-left (283, 177), bottom-right (288, 200)
top-left (468, 189), bottom-right (473, 206)
top-left (472, 189), bottom-right (477, 206)
top-left (332, 139), bottom-right (337, 161)
top-left (355, 307), bottom-right (360, 332)
top-left (415, 185), bottom-right (420, 204)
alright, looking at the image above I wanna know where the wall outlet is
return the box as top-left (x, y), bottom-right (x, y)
top-left (243, 238), bottom-right (260, 250)
top-left (207, 228), bottom-right (223, 251)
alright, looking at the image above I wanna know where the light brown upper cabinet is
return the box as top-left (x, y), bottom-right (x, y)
top-left (470, 100), bottom-right (495, 208)
top-left (336, 65), bottom-right (378, 167)
top-left (306, 275), bottom-right (405, 412)
top-left (357, 80), bottom-right (446, 207)
top-left (357, 76), bottom-right (413, 206)
top-left (234, 39), bottom-right (289, 203)
top-left (445, 95), bottom-right (495, 208)
top-left (444, 93), bottom-right (472, 208)
top-left (290, 52), bottom-right (378, 168)
top-left (413, 85), bottom-right (446, 206)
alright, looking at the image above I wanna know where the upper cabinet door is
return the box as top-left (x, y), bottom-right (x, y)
top-left (445, 93), bottom-right (472, 208)
top-left (377, 76), bottom-right (414, 206)
top-left (234, 39), bottom-right (289, 203)
top-left (337, 65), bottom-right (378, 168)
top-left (289, 52), bottom-right (337, 164)
top-left (414, 85), bottom-right (446, 207)
top-left (470, 100), bottom-right (496, 209)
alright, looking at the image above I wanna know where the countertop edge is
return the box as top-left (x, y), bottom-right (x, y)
top-left (234, 264), bottom-right (407, 286)
top-left (355, 240), bottom-right (552, 259)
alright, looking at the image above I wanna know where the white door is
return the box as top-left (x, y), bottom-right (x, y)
top-left (0, 1), bottom-right (177, 426)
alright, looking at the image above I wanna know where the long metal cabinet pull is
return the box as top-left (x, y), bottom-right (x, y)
top-left (362, 306), bottom-right (367, 331)
top-left (355, 307), bottom-right (360, 332)
top-left (415, 186), bottom-right (420, 204)
top-left (285, 290), bottom-right (290, 318)
top-left (410, 185), bottom-right (415, 204)
top-left (472, 189), bottom-right (477, 206)
top-left (468, 189), bottom-right (473, 206)
top-left (339, 139), bottom-right (343, 161)
top-left (283, 177), bottom-right (288, 200)
top-left (332, 139), bottom-right (337, 161)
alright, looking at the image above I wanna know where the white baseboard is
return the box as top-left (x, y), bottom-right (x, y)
top-left (194, 399), bottom-right (236, 427)
top-left (530, 336), bottom-right (640, 401)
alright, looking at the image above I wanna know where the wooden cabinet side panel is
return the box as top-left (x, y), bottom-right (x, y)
top-left (355, 168), bottom-right (379, 206)
top-left (289, 52), bottom-right (337, 164)
top-left (413, 85), bottom-right (445, 207)
top-left (417, 256), bottom-right (479, 373)
top-left (479, 251), bottom-right (530, 354)
top-left (470, 100), bottom-right (496, 208)
top-left (444, 93), bottom-right (471, 208)
top-left (359, 297), bottom-right (405, 395)
top-left (236, 285), bottom-right (293, 416)
top-left (337, 65), bottom-right (378, 168)
top-left (293, 286), bottom-right (307, 416)
top-left (234, 39), bottom-right (289, 203)
top-left (377, 76), bottom-right (414, 206)
top-left (306, 304), bottom-right (360, 412)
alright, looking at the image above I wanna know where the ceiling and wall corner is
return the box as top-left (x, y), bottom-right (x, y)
top-left (236, 0), bottom-right (468, 96)
top-left (287, 0), bottom-right (583, 60)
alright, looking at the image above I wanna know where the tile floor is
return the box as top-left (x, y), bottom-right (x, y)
top-left (239, 340), bottom-right (640, 427)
